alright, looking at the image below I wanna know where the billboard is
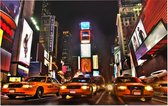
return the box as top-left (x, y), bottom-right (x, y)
top-left (80, 30), bottom-right (91, 44)
top-left (80, 22), bottom-right (90, 30)
top-left (81, 58), bottom-right (92, 73)
top-left (18, 19), bottom-right (33, 65)
top-left (131, 19), bottom-right (147, 52)
top-left (1, 0), bottom-right (21, 26)
top-left (17, 65), bottom-right (29, 77)
top-left (81, 44), bottom-right (91, 57)
top-left (93, 55), bottom-right (98, 69)
top-left (93, 70), bottom-right (99, 76)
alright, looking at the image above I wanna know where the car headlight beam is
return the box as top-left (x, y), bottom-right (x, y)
top-left (145, 85), bottom-right (153, 91)
top-left (3, 84), bottom-right (9, 88)
top-left (22, 84), bottom-right (34, 88)
top-left (60, 85), bottom-right (67, 90)
top-left (81, 85), bottom-right (89, 90)
top-left (117, 86), bottom-right (127, 90)
top-left (107, 84), bottom-right (113, 91)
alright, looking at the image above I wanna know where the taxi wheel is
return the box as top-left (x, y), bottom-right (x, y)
top-left (35, 87), bottom-right (43, 98)
top-left (145, 97), bottom-right (152, 101)
top-left (62, 95), bottom-right (66, 99)
top-left (8, 95), bottom-right (16, 99)
top-left (56, 92), bottom-right (60, 96)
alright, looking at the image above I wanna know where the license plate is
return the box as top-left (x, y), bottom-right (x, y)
top-left (70, 90), bottom-right (76, 94)
top-left (9, 89), bottom-right (15, 93)
top-left (133, 91), bottom-right (141, 95)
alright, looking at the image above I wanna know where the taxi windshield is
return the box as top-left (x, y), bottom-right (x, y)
top-left (72, 78), bottom-right (91, 83)
top-left (25, 77), bottom-right (46, 82)
top-left (115, 77), bottom-right (141, 83)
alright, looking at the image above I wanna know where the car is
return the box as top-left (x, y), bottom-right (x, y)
top-left (111, 77), bottom-right (154, 101)
top-left (59, 77), bottom-right (97, 98)
top-left (2, 76), bottom-right (61, 99)
top-left (152, 80), bottom-right (167, 97)
top-left (91, 75), bottom-right (105, 91)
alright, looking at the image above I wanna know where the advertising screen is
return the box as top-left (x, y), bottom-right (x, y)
top-left (135, 19), bottom-right (147, 46)
top-left (9, 76), bottom-right (22, 82)
top-left (93, 70), bottom-right (99, 76)
top-left (80, 22), bottom-right (90, 29)
top-left (17, 65), bottom-right (29, 77)
top-left (18, 19), bottom-right (33, 65)
top-left (80, 30), bottom-right (90, 43)
top-left (1, 0), bottom-right (21, 26)
top-left (93, 55), bottom-right (98, 69)
top-left (81, 44), bottom-right (91, 57)
top-left (81, 58), bottom-right (92, 73)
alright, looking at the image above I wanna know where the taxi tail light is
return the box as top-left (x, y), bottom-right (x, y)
top-left (81, 85), bottom-right (89, 90)
top-left (145, 85), bottom-right (153, 91)
top-left (117, 86), bottom-right (127, 90)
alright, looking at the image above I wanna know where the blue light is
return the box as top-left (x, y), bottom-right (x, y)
top-left (80, 22), bottom-right (90, 29)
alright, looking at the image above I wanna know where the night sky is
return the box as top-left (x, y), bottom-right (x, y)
top-left (34, 1), bottom-right (119, 81)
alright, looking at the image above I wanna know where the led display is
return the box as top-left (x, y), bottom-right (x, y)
top-left (81, 44), bottom-right (91, 58)
top-left (93, 55), bottom-right (98, 69)
top-left (18, 19), bottom-right (33, 65)
top-left (80, 22), bottom-right (90, 29)
top-left (80, 30), bottom-right (91, 44)
top-left (81, 58), bottom-right (92, 73)
top-left (93, 71), bottom-right (99, 76)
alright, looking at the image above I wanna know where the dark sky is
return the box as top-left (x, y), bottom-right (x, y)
top-left (47, 1), bottom-right (119, 55)
top-left (34, 1), bottom-right (119, 81)
top-left (49, 1), bottom-right (118, 36)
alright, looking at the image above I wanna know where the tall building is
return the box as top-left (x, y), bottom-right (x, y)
top-left (115, 0), bottom-right (144, 76)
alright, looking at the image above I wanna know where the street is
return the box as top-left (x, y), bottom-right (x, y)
top-left (1, 91), bottom-right (167, 105)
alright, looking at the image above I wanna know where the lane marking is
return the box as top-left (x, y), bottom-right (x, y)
top-left (152, 98), bottom-right (167, 104)
top-left (95, 91), bottom-right (106, 104)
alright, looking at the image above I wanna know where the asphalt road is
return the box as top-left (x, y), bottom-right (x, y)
top-left (1, 91), bottom-right (167, 105)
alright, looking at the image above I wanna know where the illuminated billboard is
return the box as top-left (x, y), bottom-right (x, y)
top-left (93, 70), bottom-right (99, 76)
top-left (1, 0), bottom-right (21, 26)
top-left (18, 19), bottom-right (33, 65)
top-left (80, 30), bottom-right (91, 44)
top-left (80, 22), bottom-right (90, 29)
top-left (93, 55), bottom-right (98, 69)
top-left (17, 65), bottom-right (29, 77)
top-left (131, 19), bottom-right (147, 52)
top-left (81, 44), bottom-right (91, 57)
top-left (81, 58), bottom-right (92, 73)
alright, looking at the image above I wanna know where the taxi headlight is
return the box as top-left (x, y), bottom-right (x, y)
top-left (145, 85), bottom-right (153, 91)
top-left (107, 84), bottom-right (113, 91)
top-left (60, 85), bottom-right (67, 90)
top-left (81, 85), bottom-right (89, 90)
top-left (117, 86), bottom-right (127, 90)
top-left (22, 84), bottom-right (34, 88)
top-left (3, 84), bottom-right (9, 88)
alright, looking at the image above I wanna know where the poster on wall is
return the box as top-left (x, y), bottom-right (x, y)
top-left (81, 58), bottom-right (91, 73)
top-left (18, 19), bottom-right (33, 65)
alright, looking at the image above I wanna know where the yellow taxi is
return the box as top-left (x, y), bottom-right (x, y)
top-left (111, 77), bottom-right (154, 101)
top-left (2, 76), bottom-right (60, 99)
top-left (60, 77), bottom-right (96, 98)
